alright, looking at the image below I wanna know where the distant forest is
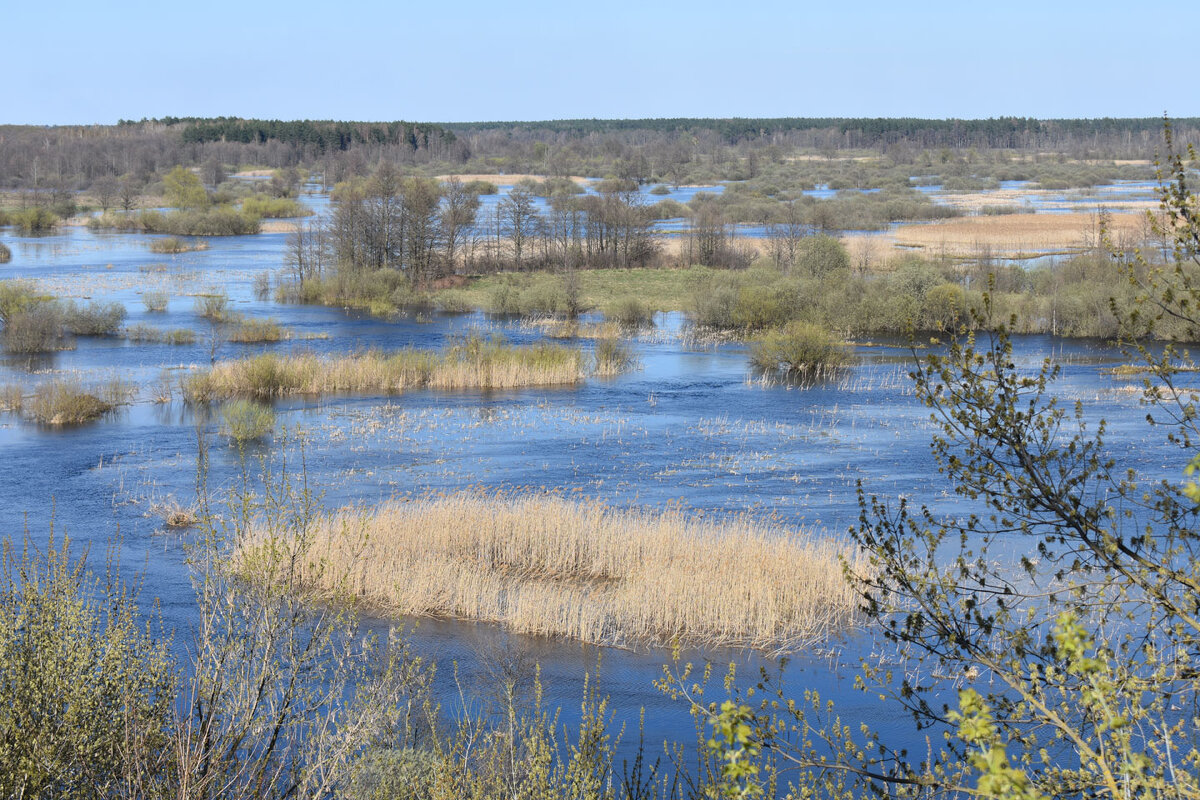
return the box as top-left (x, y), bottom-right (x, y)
top-left (1, 115), bottom-right (1197, 191)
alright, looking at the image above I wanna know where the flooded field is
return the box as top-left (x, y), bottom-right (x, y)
top-left (0, 191), bottom-right (1177, 758)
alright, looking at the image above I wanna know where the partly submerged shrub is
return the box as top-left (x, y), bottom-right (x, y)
top-left (221, 399), bottom-right (276, 443)
top-left (62, 301), bottom-right (126, 336)
top-left (194, 293), bottom-right (230, 320)
top-left (148, 236), bottom-right (208, 254)
top-left (8, 207), bottom-right (59, 233)
top-left (593, 337), bottom-right (636, 376)
top-left (240, 194), bottom-right (310, 219)
top-left (125, 324), bottom-right (195, 345)
top-left (226, 317), bottom-right (287, 343)
top-left (604, 296), bottom-right (654, 327)
top-left (25, 380), bottom-right (119, 425)
top-left (2, 304), bottom-right (69, 353)
top-left (750, 321), bottom-right (848, 377)
top-left (0, 242), bottom-right (11, 263)
top-left (142, 291), bottom-right (169, 312)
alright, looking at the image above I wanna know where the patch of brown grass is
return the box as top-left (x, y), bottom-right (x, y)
top-left (434, 173), bottom-right (592, 186)
top-left (883, 212), bottom-right (1147, 256)
top-left (243, 494), bottom-right (861, 653)
top-left (183, 338), bottom-right (586, 403)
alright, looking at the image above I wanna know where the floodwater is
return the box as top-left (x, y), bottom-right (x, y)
top-left (0, 197), bottom-right (1179, 762)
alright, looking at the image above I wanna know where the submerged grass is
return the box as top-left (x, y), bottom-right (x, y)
top-left (148, 237), bottom-right (209, 254)
top-left (125, 324), bottom-right (197, 345)
top-left (243, 493), bottom-right (861, 653)
top-left (226, 317), bottom-right (288, 343)
top-left (183, 337), bottom-right (587, 403)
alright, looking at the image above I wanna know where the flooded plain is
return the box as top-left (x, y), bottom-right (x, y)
top-left (0, 190), bottom-right (1178, 758)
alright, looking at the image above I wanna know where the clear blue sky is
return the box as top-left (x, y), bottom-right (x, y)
top-left (8, 0), bottom-right (1194, 124)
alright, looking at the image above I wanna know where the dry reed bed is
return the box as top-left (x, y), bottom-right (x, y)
top-left (184, 341), bottom-right (585, 403)
top-left (244, 494), bottom-right (862, 653)
top-left (890, 211), bottom-right (1145, 254)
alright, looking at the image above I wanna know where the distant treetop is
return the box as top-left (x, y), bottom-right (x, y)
top-left (119, 117), bottom-right (456, 153)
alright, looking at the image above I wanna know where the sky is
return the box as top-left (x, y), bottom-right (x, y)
top-left (6, 0), bottom-right (1195, 125)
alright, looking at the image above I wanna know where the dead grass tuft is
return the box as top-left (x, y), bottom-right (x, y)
top-left (184, 338), bottom-right (588, 403)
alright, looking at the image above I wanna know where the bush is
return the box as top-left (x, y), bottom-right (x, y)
top-left (221, 399), bottom-right (275, 442)
top-left (26, 380), bottom-right (117, 425)
top-left (148, 236), bottom-right (208, 254)
top-left (125, 324), bottom-right (195, 345)
top-left (0, 280), bottom-right (41, 321)
top-left (434, 290), bottom-right (473, 313)
top-left (240, 194), bottom-right (310, 219)
top-left (732, 283), bottom-right (797, 330)
top-left (90, 207), bottom-right (260, 236)
top-left (750, 321), bottom-right (848, 377)
top-left (252, 272), bottom-right (271, 300)
top-left (142, 291), bottom-right (169, 312)
top-left (592, 337), bottom-right (635, 376)
top-left (605, 296), bottom-right (654, 327)
top-left (8, 207), bottom-right (59, 233)
top-left (463, 179), bottom-right (498, 195)
top-left (794, 234), bottom-right (850, 277)
top-left (0, 242), bottom-right (11, 263)
top-left (0, 531), bottom-right (176, 797)
top-left (62, 301), bottom-right (126, 336)
top-left (2, 304), bottom-right (68, 353)
top-left (194, 293), bottom-right (230, 320)
top-left (226, 317), bottom-right (287, 343)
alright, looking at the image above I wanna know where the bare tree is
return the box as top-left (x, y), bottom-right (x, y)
top-left (498, 187), bottom-right (539, 267)
top-left (440, 178), bottom-right (480, 273)
top-left (92, 175), bottom-right (118, 213)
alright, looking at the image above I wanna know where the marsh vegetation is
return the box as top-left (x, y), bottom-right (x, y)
top-left (182, 337), bottom-right (592, 403)
top-left (2, 115), bottom-right (1200, 799)
top-left (243, 493), bottom-right (859, 651)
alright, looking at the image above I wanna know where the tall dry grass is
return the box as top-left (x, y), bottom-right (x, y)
top-left (244, 494), bottom-right (861, 653)
top-left (184, 338), bottom-right (585, 403)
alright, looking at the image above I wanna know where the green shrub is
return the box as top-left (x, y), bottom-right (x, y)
top-left (0, 242), bottom-right (11, 263)
top-left (90, 207), bottom-right (259, 236)
top-left (240, 194), bottom-right (311, 219)
top-left (649, 184), bottom-right (671, 195)
top-left (794, 234), bottom-right (850, 277)
top-left (221, 399), bottom-right (275, 442)
top-left (8, 207), bottom-right (59, 233)
top-left (732, 283), bottom-right (797, 330)
top-left (345, 748), bottom-right (440, 800)
top-left (165, 328), bottom-right (197, 345)
top-left (227, 317), bottom-right (287, 343)
top-left (194, 293), bottom-right (230, 320)
top-left (750, 321), bottom-right (848, 377)
top-left (605, 296), bottom-right (654, 327)
top-left (148, 236), bottom-right (208, 254)
top-left (434, 290), bottom-right (473, 313)
top-left (0, 280), bottom-right (41, 321)
top-left (463, 180), bottom-right (498, 195)
top-left (0, 531), bottom-right (175, 797)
